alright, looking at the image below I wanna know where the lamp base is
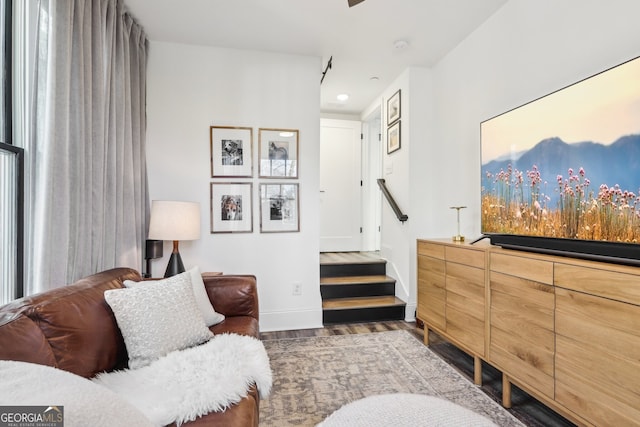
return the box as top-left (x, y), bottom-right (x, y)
top-left (164, 242), bottom-right (186, 277)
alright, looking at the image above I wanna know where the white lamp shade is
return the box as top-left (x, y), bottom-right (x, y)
top-left (148, 200), bottom-right (201, 241)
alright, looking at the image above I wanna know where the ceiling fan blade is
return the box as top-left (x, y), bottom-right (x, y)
top-left (348, 0), bottom-right (366, 7)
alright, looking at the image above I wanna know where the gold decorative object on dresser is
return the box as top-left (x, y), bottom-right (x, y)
top-left (416, 238), bottom-right (640, 427)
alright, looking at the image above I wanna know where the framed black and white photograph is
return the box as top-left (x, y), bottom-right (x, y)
top-left (210, 126), bottom-right (253, 177)
top-left (260, 183), bottom-right (299, 233)
top-left (258, 128), bottom-right (299, 178)
top-left (387, 89), bottom-right (401, 125)
top-left (387, 120), bottom-right (401, 154)
top-left (210, 182), bottom-right (253, 233)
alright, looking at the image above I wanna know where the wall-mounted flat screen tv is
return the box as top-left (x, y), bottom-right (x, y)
top-left (481, 55), bottom-right (640, 265)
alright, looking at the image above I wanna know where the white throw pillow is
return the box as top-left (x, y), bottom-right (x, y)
top-left (124, 266), bottom-right (225, 327)
top-left (0, 360), bottom-right (154, 427)
top-left (105, 271), bottom-right (213, 369)
top-left (186, 266), bottom-right (226, 326)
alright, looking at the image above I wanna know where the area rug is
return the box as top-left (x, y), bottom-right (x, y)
top-left (259, 330), bottom-right (524, 427)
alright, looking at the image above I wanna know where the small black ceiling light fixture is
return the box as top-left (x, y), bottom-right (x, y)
top-left (321, 56), bottom-right (333, 84)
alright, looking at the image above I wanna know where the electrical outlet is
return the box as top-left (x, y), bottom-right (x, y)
top-left (292, 282), bottom-right (302, 296)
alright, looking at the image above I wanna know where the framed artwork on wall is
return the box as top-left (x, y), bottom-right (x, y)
top-left (387, 120), bottom-right (401, 154)
top-left (258, 128), bottom-right (299, 178)
top-left (259, 183), bottom-right (300, 233)
top-left (210, 126), bottom-right (253, 177)
top-left (387, 89), bottom-right (401, 125)
top-left (210, 182), bottom-right (253, 233)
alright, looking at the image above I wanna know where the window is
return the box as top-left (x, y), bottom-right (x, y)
top-left (0, 0), bottom-right (23, 304)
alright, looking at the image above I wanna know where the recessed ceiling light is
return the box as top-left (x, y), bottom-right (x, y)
top-left (393, 39), bottom-right (409, 50)
top-left (370, 76), bottom-right (379, 81)
top-left (337, 93), bottom-right (349, 102)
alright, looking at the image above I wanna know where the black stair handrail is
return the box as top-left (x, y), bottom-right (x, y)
top-left (377, 179), bottom-right (408, 223)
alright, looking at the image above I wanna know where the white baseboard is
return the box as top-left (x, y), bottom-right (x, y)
top-left (259, 308), bottom-right (323, 332)
top-left (404, 302), bottom-right (417, 322)
top-left (259, 304), bottom-right (417, 332)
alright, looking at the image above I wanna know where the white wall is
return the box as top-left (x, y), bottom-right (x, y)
top-left (364, 67), bottom-right (434, 320)
top-left (146, 42), bottom-right (322, 332)
top-left (429, 0), bottom-right (640, 241)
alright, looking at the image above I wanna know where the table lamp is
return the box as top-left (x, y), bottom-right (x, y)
top-left (148, 200), bottom-right (201, 277)
top-left (450, 206), bottom-right (467, 242)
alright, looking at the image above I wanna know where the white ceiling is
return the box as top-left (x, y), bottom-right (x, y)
top-left (123, 0), bottom-right (507, 115)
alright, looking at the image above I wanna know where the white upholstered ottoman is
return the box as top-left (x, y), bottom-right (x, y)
top-left (318, 393), bottom-right (498, 427)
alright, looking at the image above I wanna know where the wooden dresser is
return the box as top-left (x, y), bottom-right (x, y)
top-left (417, 238), bottom-right (640, 427)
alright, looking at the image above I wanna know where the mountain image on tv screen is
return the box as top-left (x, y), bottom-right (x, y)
top-left (481, 56), bottom-right (640, 243)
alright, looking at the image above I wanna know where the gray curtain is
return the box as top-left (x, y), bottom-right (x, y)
top-left (27, 0), bottom-right (148, 293)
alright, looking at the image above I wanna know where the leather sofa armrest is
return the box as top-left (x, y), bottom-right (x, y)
top-left (202, 275), bottom-right (259, 321)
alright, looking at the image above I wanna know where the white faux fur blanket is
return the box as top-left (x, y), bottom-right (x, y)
top-left (92, 333), bottom-right (272, 426)
top-left (0, 360), bottom-right (154, 427)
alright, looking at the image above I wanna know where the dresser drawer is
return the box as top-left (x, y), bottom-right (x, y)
top-left (490, 252), bottom-right (553, 285)
top-left (445, 246), bottom-right (485, 269)
top-left (555, 262), bottom-right (640, 306)
top-left (417, 240), bottom-right (445, 259)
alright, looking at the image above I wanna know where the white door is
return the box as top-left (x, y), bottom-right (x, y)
top-left (320, 119), bottom-right (362, 252)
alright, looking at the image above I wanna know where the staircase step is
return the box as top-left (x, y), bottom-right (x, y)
top-left (320, 252), bottom-right (384, 264)
top-left (323, 295), bottom-right (405, 309)
top-left (320, 275), bottom-right (396, 299)
top-left (320, 252), bottom-right (387, 278)
top-left (320, 261), bottom-right (386, 278)
top-left (322, 296), bottom-right (406, 324)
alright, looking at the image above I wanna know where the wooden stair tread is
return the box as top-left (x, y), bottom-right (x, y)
top-left (320, 252), bottom-right (385, 265)
top-left (320, 275), bottom-right (395, 285)
top-left (323, 296), bottom-right (405, 310)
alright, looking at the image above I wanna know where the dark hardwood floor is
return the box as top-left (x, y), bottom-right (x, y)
top-left (261, 321), bottom-right (576, 427)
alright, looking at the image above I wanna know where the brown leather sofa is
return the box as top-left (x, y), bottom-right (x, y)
top-left (0, 267), bottom-right (262, 427)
